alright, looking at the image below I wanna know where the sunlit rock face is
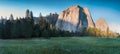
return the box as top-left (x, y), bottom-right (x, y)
top-left (55, 5), bottom-right (95, 32)
top-left (95, 18), bottom-right (109, 32)
top-left (83, 8), bottom-right (95, 28)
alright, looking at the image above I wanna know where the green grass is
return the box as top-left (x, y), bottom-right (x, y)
top-left (0, 37), bottom-right (120, 54)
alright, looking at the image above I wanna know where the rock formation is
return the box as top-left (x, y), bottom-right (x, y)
top-left (95, 18), bottom-right (109, 32)
top-left (45, 13), bottom-right (58, 24)
top-left (83, 8), bottom-right (95, 28)
top-left (55, 5), bottom-right (95, 32)
top-left (33, 13), bottom-right (58, 24)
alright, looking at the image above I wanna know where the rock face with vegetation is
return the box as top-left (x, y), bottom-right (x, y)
top-left (0, 5), bottom-right (118, 39)
top-left (45, 13), bottom-right (58, 25)
top-left (55, 5), bottom-right (95, 32)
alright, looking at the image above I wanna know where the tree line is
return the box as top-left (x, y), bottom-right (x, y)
top-left (0, 9), bottom-right (117, 39)
top-left (0, 9), bottom-right (72, 39)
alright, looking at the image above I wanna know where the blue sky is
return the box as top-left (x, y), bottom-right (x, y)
top-left (0, 0), bottom-right (120, 33)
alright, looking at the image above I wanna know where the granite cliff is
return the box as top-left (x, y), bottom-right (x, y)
top-left (55, 5), bottom-right (95, 32)
top-left (95, 18), bottom-right (109, 32)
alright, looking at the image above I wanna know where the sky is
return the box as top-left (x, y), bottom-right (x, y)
top-left (0, 0), bottom-right (120, 33)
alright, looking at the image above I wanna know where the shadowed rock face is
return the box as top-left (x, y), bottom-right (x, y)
top-left (95, 18), bottom-right (109, 32)
top-left (83, 8), bottom-right (95, 28)
top-left (45, 13), bottom-right (58, 24)
top-left (55, 5), bottom-right (95, 32)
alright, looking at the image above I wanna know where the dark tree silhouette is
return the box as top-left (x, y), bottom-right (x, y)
top-left (25, 9), bottom-right (29, 18)
top-left (9, 14), bottom-right (14, 22)
top-left (29, 11), bottom-right (33, 19)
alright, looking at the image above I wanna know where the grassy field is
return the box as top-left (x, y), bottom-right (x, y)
top-left (0, 37), bottom-right (120, 54)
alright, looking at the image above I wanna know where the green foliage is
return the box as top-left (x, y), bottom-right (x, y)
top-left (33, 24), bottom-right (40, 37)
top-left (0, 17), bottom-right (34, 38)
top-left (0, 10), bottom-right (117, 39)
top-left (1, 37), bottom-right (120, 54)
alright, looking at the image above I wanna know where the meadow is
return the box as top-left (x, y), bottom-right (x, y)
top-left (0, 37), bottom-right (120, 54)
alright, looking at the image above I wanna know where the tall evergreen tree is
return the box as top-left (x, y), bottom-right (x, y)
top-left (29, 11), bottom-right (33, 19)
top-left (0, 16), bottom-right (3, 37)
top-left (25, 9), bottom-right (30, 18)
top-left (106, 27), bottom-right (109, 37)
top-left (39, 13), bottom-right (48, 29)
top-left (39, 13), bottom-right (42, 21)
top-left (11, 18), bottom-right (21, 38)
top-left (9, 14), bottom-right (14, 22)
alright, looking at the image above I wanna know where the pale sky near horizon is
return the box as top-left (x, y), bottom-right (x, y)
top-left (0, 0), bottom-right (120, 33)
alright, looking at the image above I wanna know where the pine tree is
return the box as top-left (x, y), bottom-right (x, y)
top-left (29, 11), bottom-right (33, 19)
top-left (0, 16), bottom-right (3, 37)
top-left (25, 9), bottom-right (29, 18)
top-left (106, 27), bottom-right (109, 37)
top-left (9, 14), bottom-right (14, 22)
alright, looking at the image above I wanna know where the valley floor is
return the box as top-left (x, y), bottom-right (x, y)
top-left (0, 37), bottom-right (120, 54)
